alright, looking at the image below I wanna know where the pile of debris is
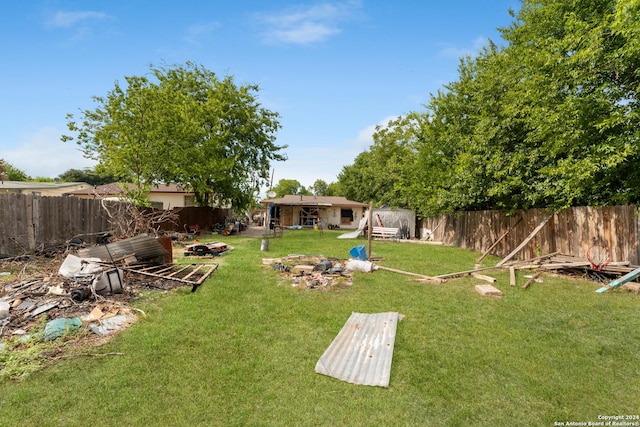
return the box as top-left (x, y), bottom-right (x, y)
top-left (431, 251), bottom-right (640, 293)
top-left (513, 252), bottom-right (640, 292)
top-left (264, 255), bottom-right (353, 290)
top-left (182, 241), bottom-right (230, 257)
top-left (264, 252), bottom-right (446, 290)
top-left (0, 234), bottom-right (218, 347)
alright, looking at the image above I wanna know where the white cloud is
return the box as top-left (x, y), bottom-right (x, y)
top-left (256, 1), bottom-right (362, 45)
top-left (438, 36), bottom-right (489, 59)
top-left (0, 127), bottom-right (96, 178)
top-left (47, 11), bottom-right (110, 28)
top-left (268, 21), bottom-right (339, 45)
top-left (184, 22), bottom-right (219, 46)
top-left (352, 116), bottom-right (399, 151)
top-left (44, 10), bottom-right (113, 44)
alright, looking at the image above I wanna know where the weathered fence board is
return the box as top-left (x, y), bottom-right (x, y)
top-left (0, 194), bottom-right (233, 256)
top-left (3, 193), bottom-right (638, 264)
top-left (419, 205), bottom-right (640, 265)
top-left (0, 194), bottom-right (116, 256)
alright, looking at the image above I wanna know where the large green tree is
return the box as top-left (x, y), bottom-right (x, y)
top-left (57, 168), bottom-right (118, 186)
top-left (63, 62), bottom-right (286, 208)
top-left (271, 179), bottom-right (309, 198)
top-left (338, 116), bottom-right (418, 206)
top-left (341, 0), bottom-right (640, 215)
top-left (310, 179), bottom-right (329, 196)
top-left (0, 159), bottom-right (28, 181)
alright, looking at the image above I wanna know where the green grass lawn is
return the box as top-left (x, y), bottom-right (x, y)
top-left (1, 229), bottom-right (639, 426)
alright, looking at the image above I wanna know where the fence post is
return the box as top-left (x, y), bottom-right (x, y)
top-left (25, 194), bottom-right (39, 251)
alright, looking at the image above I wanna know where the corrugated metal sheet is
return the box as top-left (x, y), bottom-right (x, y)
top-left (374, 208), bottom-right (416, 238)
top-left (77, 235), bottom-right (168, 261)
top-left (315, 312), bottom-right (399, 387)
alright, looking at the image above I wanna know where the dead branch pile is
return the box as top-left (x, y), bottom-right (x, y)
top-left (101, 199), bottom-right (179, 239)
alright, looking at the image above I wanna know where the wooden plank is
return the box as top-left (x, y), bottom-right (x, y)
top-left (181, 264), bottom-right (205, 281)
top-left (435, 265), bottom-right (503, 279)
top-left (509, 266), bottom-right (516, 287)
top-left (522, 272), bottom-right (541, 289)
top-left (122, 263), bottom-right (218, 286)
top-left (471, 272), bottom-right (497, 283)
top-left (375, 265), bottom-right (445, 283)
top-left (166, 264), bottom-right (193, 277)
top-left (476, 217), bottom-right (523, 264)
top-left (475, 284), bottom-right (502, 297)
top-left (596, 265), bottom-right (640, 293)
top-left (496, 214), bottom-right (553, 267)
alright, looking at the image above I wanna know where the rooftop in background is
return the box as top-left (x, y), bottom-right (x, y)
top-left (0, 180), bottom-right (91, 196)
top-left (64, 182), bottom-right (195, 210)
top-left (261, 195), bottom-right (368, 207)
top-left (63, 182), bottom-right (191, 196)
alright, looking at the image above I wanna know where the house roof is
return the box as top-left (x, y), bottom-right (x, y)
top-left (64, 182), bottom-right (192, 196)
top-left (261, 195), bottom-right (368, 208)
top-left (0, 180), bottom-right (90, 190)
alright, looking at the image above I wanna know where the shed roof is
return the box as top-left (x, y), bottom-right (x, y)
top-left (261, 195), bottom-right (368, 208)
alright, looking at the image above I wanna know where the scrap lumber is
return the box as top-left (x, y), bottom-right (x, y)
top-left (475, 217), bottom-right (523, 264)
top-left (509, 266), bottom-right (516, 287)
top-left (375, 265), bottom-right (445, 284)
top-left (474, 284), bottom-right (503, 297)
top-left (435, 265), bottom-right (502, 280)
top-left (502, 251), bottom-right (560, 267)
top-left (540, 261), bottom-right (592, 269)
top-left (596, 265), bottom-right (640, 293)
top-left (121, 263), bottom-right (218, 289)
top-left (471, 272), bottom-right (497, 283)
top-left (522, 272), bottom-right (541, 289)
top-left (496, 215), bottom-right (553, 267)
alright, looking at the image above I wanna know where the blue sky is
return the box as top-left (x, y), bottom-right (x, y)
top-left (0, 1), bottom-right (518, 188)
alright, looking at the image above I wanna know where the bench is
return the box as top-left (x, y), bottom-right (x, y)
top-left (371, 226), bottom-right (399, 239)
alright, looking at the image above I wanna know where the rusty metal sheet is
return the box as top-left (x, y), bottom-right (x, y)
top-left (77, 235), bottom-right (168, 262)
top-left (315, 311), bottom-right (399, 387)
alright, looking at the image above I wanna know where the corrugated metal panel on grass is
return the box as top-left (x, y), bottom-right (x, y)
top-left (77, 235), bottom-right (168, 261)
top-left (315, 312), bottom-right (399, 387)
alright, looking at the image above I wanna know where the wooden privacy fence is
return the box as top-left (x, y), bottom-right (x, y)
top-left (0, 194), bottom-right (116, 256)
top-left (3, 193), bottom-right (637, 264)
top-left (0, 194), bottom-right (232, 256)
top-left (419, 205), bottom-right (640, 265)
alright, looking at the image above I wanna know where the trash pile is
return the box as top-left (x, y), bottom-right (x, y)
top-left (264, 255), bottom-right (354, 290)
top-left (182, 241), bottom-right (230, 257)
top-left (0, 234), bottom-right (218, 348)
top-left (264, 244), bottom-right (447, 291)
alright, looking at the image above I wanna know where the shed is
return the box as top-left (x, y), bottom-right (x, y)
top-left (372, 207), bottom-right (416, 239)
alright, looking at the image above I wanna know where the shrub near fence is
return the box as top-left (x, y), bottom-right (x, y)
top-left (419, 205), bottom-right (640, 265)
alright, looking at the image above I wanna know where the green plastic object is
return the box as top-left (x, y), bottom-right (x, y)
top-left (42, 317), bottom-right (82, 340)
